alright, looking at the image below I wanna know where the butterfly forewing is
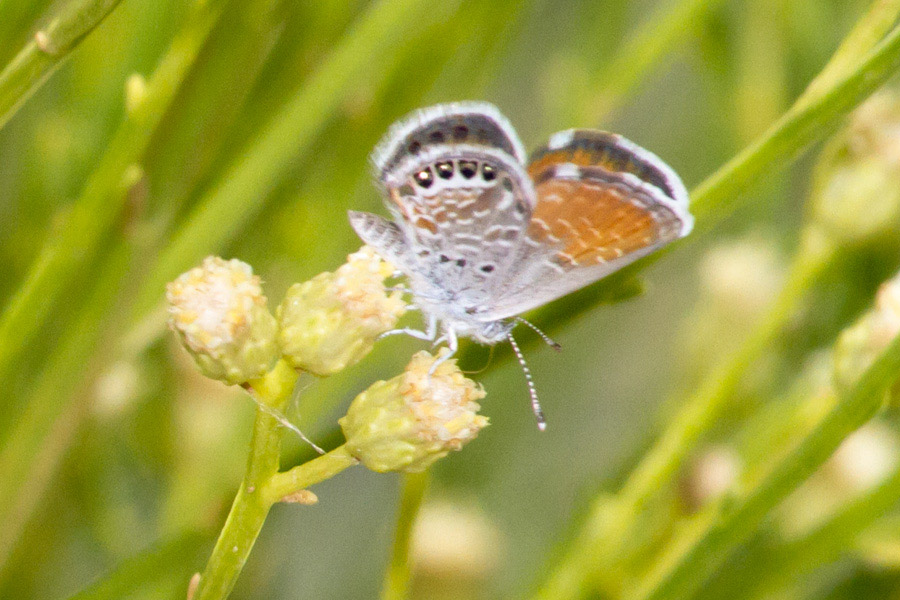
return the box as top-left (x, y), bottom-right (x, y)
top-left (476, 131), bottom-right (691, 320)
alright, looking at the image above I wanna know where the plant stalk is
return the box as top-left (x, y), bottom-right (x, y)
top-left (193, 361), bottom-right (356, 600)
top-left (380, 471), bottom-right (430, 600)
top-left (0, 0), bottom-right (124, 129)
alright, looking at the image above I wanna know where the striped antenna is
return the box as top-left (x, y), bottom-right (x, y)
top-left (514, 317), bottom-right (562, 351)
top-left (507, 331), bottom-right (547, 431)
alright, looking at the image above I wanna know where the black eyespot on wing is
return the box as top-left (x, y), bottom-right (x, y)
top-left (456, 258), bottom-right (467, 267)
top-left (429, 130), bottom-right (446, 143)
top-left (408, 141), bottom-right (421, 155)
top-left (482, 163), bottom-right (496, 181)
top-left (415, 168), bottom-right (434, 188)
top-left (459, 161), bottom-right (477, 179)
top-left (452, 125), bottom-right (469, 140)
top-left (439, 254), bottom-right (450, 263)
top-left (436, 161), bottom-right (454, 179)
top-left (480, 264), bottom-right (495, 273)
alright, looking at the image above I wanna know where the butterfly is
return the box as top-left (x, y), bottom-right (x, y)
top-left (349, 102), bottom-right (693, 428)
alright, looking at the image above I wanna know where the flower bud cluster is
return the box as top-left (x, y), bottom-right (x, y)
top-left (277, 246), bottom-right (406, 375)
top-left (340, 350), bottom-right (489, 473)
top-left (166, 247), bottom-right (405, 385)
top-left (166, 257), bottom-right (279, 385)
top-left (833, 272), bottom-right (900, 396)
top-left (811, 92), bottom-right (900, 245)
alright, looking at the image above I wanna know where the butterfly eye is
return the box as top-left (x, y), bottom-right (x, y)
top-left (415, 168), bottom-right (434, 188)
top-left (482, 163), bottom-right (496, 181)
top-left (435, 161), bottom-right (454, 179)
top-left (459, 161), bottom-right (477, 179)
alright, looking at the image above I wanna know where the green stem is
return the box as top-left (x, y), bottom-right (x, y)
top-left (581, 0), bottom-right (724, 126)
top-left (629, 333), bottom-right (900, 600)
top-left (0, 0), bottom-right (124, 129)
top-left (0, 0), bottom-right (223, 397)
top-left (133, 0), bottom-right (436, 318)
top-left (193, 362), bottom-right (355, 600)
top-left (261, 445), bottom-right (357, 506)
top-left (689, 18), bottom-right (900, 224)
top-left (380, 471), bottom-right (430, 600)
top-left (533, 229), bottom-right (834, 600)
top-left (797, 0), bottom-right (900, 107)
top-left (741, 461), bottom-right (900, 599)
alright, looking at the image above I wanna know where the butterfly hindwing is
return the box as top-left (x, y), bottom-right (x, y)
top-left (370, 102), bottom-right (527, 190)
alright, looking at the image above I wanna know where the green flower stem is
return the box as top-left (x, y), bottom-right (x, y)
top-left (630, 333), bottom-right (900, 600)
top-left (261, 445), bottom-right (357, 506)
top-left (133, 0), bottom-right (435, 319)
top-left (381, 471), bottom-right (431, 600)
top-left (739, 461), bottom-right (900, 599)
top-left (0, 0), bottom-right (223, 395)
top-left (580, 0), bottom-right (724, 126)
top-left (533, 230), bottom-right (835, 600)
top-left (689, 17), bottom-right (900, 224)
top-left (0, 0), bottom-right (124, 129)
top-left (798, 0), bottom-right (900, 107)
top-left (193, 361), bottom-right (355, 600)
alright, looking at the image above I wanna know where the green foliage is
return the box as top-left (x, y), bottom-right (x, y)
top-left (4, 0), bottom-right (900, 599)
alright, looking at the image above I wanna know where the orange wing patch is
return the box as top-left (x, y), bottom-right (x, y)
top-left (528, 178), bottom-right (672, 267)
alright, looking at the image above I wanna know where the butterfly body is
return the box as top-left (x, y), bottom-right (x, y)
top-left (349, 102), bottom-right (693, 423)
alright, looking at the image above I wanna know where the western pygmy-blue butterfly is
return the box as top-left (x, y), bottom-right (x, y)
top-left (350, 102), bottom-right (693, 428)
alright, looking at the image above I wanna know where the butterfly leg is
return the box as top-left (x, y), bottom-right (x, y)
top-left (428, 327), bottom-right (458, 375)
top-left (376, 313), bottom-right (438, 342)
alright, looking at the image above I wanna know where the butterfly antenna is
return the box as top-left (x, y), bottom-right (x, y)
top-left (514, 317), bottom-right (562, 352)
top-left (507, 331), bottom-right (547, 431)
top-left (243, 385), bottom-right (325, 455)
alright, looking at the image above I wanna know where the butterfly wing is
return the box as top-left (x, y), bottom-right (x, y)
top-left (476, 130), bottom-right (693, 320)
top-left (368, 142), bottom-right (537, 306)
top-left (370, 101), bottom-right (527, 188)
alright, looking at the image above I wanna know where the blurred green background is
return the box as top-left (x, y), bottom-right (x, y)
top-left (5, 0), bottom-right (900, 598)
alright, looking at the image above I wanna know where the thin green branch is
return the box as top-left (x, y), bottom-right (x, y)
top-left (133, 0), bottom-right (438, 318)
top-left (0, 0), bottom-right (124, 129)
top-left (0, 0), bottom-right (223, 396)
top-left (689, 15), bottom-right (900, 224)
top-left (533, 230), bottom-right (834, 600)
top-left (630, 333), bottom-right (900, 600)
top-left (193, 363), bottom-right (356, 600)
top-left (580, 0), bottom-right (724, 126)
top-left (381, 471), bottom-right (430, 600)
top-left (741, 461), bottom-right (900, 599)
top-left (798, 0), bottom-right (900, 106)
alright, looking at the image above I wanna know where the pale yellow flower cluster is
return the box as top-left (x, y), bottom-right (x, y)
top-left (340, 349), bottom-right (488, 473)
